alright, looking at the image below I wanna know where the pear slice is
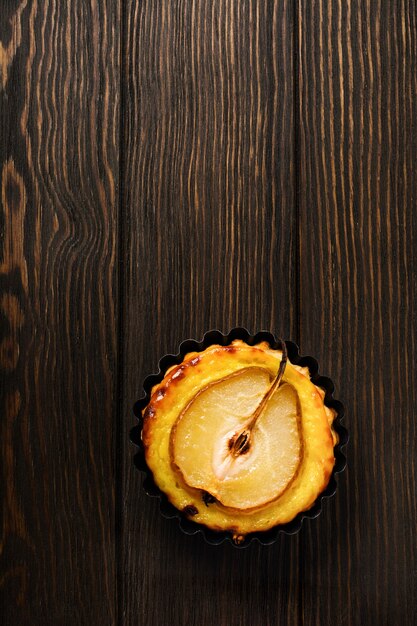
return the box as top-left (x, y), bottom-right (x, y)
top-left (171, 367), bottom-right (302, 510)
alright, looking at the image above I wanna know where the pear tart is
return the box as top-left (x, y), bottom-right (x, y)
top-left (135, 333), bottom-right (345, 545)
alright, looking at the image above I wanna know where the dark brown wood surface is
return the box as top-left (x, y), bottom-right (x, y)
top-left (120, 2), bottom-right (299, 625)
top-left (1, 1), bottom-right (416, 624)
top-left (0, 1), bottom-right (119, 624)
top-left (297, 2), bottom-right (417, 624)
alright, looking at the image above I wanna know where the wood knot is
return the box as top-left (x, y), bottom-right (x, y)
top-left (0, 337), bottom-right (19, 371)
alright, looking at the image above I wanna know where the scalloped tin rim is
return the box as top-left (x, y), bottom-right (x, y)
top-left (131, 328), bottom-right (348, 548)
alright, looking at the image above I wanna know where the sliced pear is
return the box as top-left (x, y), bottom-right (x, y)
top-left (171, 367), bottom-right (302, 510)
top-left (143, 340), bottom-right (337, 534)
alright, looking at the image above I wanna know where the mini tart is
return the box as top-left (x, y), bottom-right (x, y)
top-left (141, 339), bottom-right (338, 538)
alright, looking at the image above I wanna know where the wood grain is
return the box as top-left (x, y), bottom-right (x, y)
top-left (2, 0), bottom-right (417, 624)
top-left (121, 1), bottom-right (298, 625)
top-left (297, 0), bottom-right (417, 624)
top-left (0, 1), bottom-right (119, 623)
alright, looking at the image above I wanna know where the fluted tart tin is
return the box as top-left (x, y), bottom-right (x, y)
top-left (131, 328), bottom-right (348, 548)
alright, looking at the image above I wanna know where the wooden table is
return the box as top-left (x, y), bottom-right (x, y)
top-left (1, 1), bottom-right (416, 624)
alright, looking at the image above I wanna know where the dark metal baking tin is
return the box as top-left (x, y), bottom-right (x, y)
top-left (131, 328), bottom-right (348, 548)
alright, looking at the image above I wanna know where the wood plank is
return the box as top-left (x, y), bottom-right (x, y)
top-left (297, 0), bottom-right (417, 623)
top-left (0, 1), bottom-right (119, 623)
top-left (121, 2), bottom-right (298, 624)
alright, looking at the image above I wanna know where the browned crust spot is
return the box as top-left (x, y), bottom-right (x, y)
top-left (155, 388), bottom-right (167, 401)
top-left (143, 405), bottom-right (155, 420)
top-left (171, 365), bottom-right (186, 381)
top-left (182, 505), bottom-right (198, 516)
top-left (202, 491), bottom-right (217, 506)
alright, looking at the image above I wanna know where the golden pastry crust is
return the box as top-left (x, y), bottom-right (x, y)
top-left (142, 340), bottom-right (337, 535)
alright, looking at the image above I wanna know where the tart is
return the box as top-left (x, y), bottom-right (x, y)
top-left (132, 330), bottom-right (346, 546)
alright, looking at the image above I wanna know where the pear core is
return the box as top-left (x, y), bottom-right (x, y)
top-left (142, 340), bottom-right (337, 536)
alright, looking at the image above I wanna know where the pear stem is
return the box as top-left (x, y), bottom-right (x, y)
top-left (231, 339), bottom-right (288, 457)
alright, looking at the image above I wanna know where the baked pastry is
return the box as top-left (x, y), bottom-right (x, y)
top-left (137, 334), bottom-right (342, 544)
